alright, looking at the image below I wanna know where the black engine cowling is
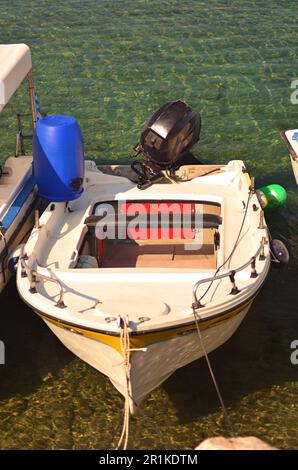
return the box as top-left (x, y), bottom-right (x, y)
top-left (136, 100), bottom-right (201, 169)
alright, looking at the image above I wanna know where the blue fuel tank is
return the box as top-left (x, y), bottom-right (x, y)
top-left (33, 115), bottom-right (85, 202)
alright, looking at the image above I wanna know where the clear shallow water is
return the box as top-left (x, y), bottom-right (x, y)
top-left (0, 0), bottom-right (297, 449)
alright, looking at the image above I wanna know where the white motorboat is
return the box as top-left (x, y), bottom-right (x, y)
top-left (17, 101), bottom-right (274, 414)
top-left (0, 44), bottom-right (40, 293)
top-left (281, 129), bottom-right (298, 185)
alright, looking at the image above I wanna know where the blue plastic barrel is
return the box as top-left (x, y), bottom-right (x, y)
top-left (33, 115), bottom-right (85, 202)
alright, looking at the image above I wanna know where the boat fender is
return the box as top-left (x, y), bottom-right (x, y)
top-left (256, 184), bottom-right (287, 210)
top-left (7, 244), bottom-right (25, 273)
top-left (270, 239), bottom-right (289, 268)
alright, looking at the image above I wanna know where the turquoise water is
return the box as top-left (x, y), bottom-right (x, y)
top-left (0, 0), bottom-right (298, 449)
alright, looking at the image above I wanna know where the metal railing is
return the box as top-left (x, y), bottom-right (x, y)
top-left (20, 236), bottom-right (267, 312)
top-left (20, 255), bottom-right (66, 308)
top-left (192, 238), bottom-right (267, 309)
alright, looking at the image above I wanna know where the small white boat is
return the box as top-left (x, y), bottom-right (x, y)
top-left (281, 129), bottom-right (298, 185)
top-left (0, 44), bottom-right (40, 293)
top-left (17, 101), bottom-right (272, 413)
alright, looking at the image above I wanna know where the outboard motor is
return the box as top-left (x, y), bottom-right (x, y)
top-left (33, 115), bottom-right (84, 202)
top-left (132, 100), bottom-right (201, 188)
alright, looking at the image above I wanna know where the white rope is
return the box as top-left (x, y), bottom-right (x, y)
top-left (116, 316), bottom-right (131, 450)
top-left (192, 307), bottom-right (235, 436)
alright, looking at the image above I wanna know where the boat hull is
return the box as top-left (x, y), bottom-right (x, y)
top-left (42, 299), bottom-right (252, 413)
top-left (280, 130), bottom-right (298, 185)
top-left (291, 158), bottom-right (298, 186)
top-left (0, 188), bottom-right (37, 293)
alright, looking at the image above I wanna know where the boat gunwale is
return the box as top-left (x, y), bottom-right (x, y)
top-left (17, 261), bottom-right (269, 339)
top-left (17, 229), bottom-right (270, 335)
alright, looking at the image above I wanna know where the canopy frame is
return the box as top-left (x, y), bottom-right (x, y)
top-left (0, 44), bottom-right (37, 130)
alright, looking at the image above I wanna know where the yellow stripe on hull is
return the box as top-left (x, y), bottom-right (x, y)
top-left (36, 297), bottom-right (254, 354)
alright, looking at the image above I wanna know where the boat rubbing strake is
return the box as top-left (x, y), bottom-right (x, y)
top-left (18, 101), bottom-right (282, 414)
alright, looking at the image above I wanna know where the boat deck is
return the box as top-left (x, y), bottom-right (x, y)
top-left (100, 242), bottom-right (216, 269)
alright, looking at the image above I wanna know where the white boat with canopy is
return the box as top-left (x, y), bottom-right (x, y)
top-left (0, 43), bottom-right (40, 293)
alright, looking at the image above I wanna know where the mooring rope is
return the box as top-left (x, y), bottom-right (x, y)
top-left (116, 316), bottom-right (131, 450)
top-left (192, 306), bottom-right (235, 436)
top-left (114, 310), bottom-right (235, 448)
top-left (189, 188), bottom-right (257, 436)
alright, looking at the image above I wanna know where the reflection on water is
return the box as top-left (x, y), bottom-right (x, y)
top-left (0, 0), bottom-right (298, 449)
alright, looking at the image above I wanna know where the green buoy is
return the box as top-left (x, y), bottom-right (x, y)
top-left (256, 184), bottom-right (287, 210)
